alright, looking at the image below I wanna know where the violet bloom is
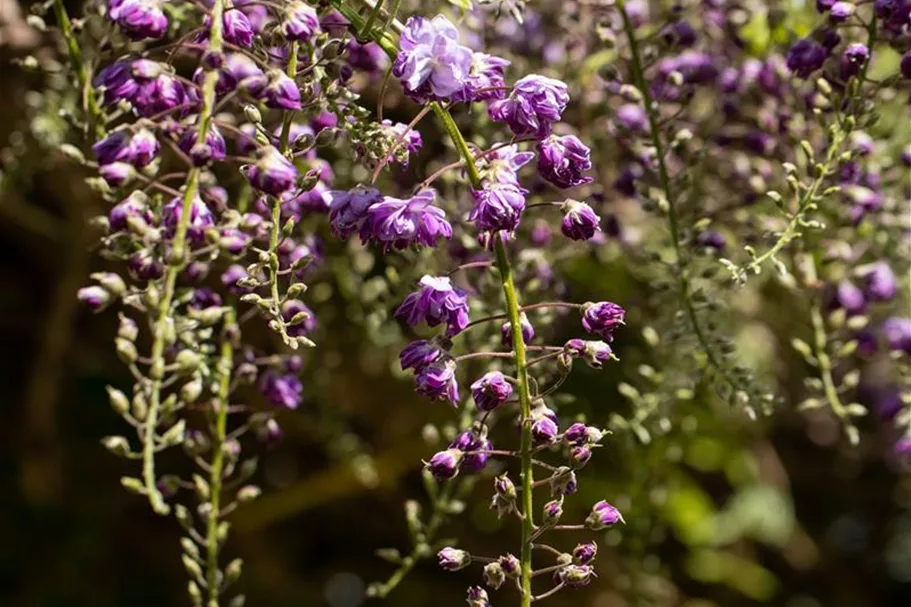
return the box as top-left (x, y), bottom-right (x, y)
top-left (416, 359), bottom-right (460, 405)
top-left (259, 371), bottom-right (303, 409)
top-left (531, 416), bottom-right (559, 445)
top-left (468, 183), bottom-right (527, 232)
top-left (178, 126), bottom-right (227, 166)
top-left (393, 15), bottom-right (473, 102)
top-left (221, 265), bottom-right (251, 296)
top-left (162, 196), bottom-right (214, 244)
top-left (615, 103), bottom-right (649, 135)
top-left (283, 1), bottom-right (320, 41)
top-left (223, 8), bottom-right (254, 47)
top-left (264, 69), bottom-right (302, 110)
top-left (561, 199), bottom-right (601, 241)
top-left (247, 146), bottom-right (298, 196)
top-left (361, 190), bottom-right (452, 250)
top-left (400, 340), bottom-right (444, 372)
top-left (450, 431), bottom-right (492, 473)
top-left (863, 262), bottom-right (896, 302)
top-left (427, 449), bottom-right (462, 481)
top-left (479, 144), bottom-right (534, 185)
top-left (99, 162), bottom-right (135, 187)
top-left (585, 500), bottom-right (624, 529)
top-left (327, 185), bottom-right (383, 239)
top-left (786, 39), bottom-right (827, 78)
top-left (537, 135), bottom-right (593, 189)
top-left (471, 371), bottom-right (513, 412)
top-left (840, 43), bottom-right (870, 79)
top-left (489, 74), bottom-right (569, 138)
top-left (455, 52), bottom-right (510, 102)
top-left (829, 1), bottom-right (855, 21)
top-left (582, 301), bottom-right (626, 340)
top-left (882, 318), bottom-right (911, 354)
top-left (501, 312), bottom-right (535, 347)
top-left (466, 587), bottom-right (491, 607)
top-left (831, 281), bottom-right (866, 314)
top-left (219, 228), bottom-right (251, 255)
top-left (93, 127), bottom-right (159, 167)
top-left (218, 53), bottom-right (266, 95)
top-left (395, 275), bottom-right (470, 337)
top-left (108, 0), bottom-right (168, 41)
top-left (559, 565), bottom-right (596, 588)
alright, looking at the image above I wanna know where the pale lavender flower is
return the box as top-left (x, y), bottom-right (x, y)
top-left (395, 275), bottom-right (470, 337)
top-left (489, 74), bottom-right (569, 138)
top-left (455, 52), bottom-right (510, 102)
top-left (863, 262), bottom-right (897, 302)
top-left (361, 190), bottom-right (452, 250)
top-left (537, 135), bottom-right (593, 188)
top-left (469, 183), bottom-right (526, 232)
top-left (393, 16), bottom-right (473, 102)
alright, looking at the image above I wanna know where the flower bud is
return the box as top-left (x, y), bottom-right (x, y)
top-left (466, 587), bottom-right (490, 607)
top-left (180, 379), bottom-right (203, 404)
top-left (558, 564), bottom-right (596, 588)
top-left (236, 485), bottom-right (262, 503)
top-left (175, 349), bottom-right (203, 373)
top-left (585, 500), bottom-right (624, 530)
top-left (543, 499), bottom-right (563, 524)
top-left (101, 435), bottom-right (131, 457)
top-left (482, 562), bottom-right (505, 589)
top-left (437, 547), bottom-right (471, 571)
top-left (572, 541), bottom-right (598, 565)
top-left (107, 386), bottom-right (130, 415)
top-left (426, 449), bottom-right (463, 481)
top-left (115, 337), bottom-right (138, 363)
top-left (78, 286), bottom-right (111, 312)
top-left (117, 314), bottom-right (139, 341)
top-left (499, 553), bottom-right (520, 578)
top-left (91, 272), bottom-right (126, 296)
top-left (531, 416), bottom-right (559, 445)
top-left (569, 446), bottom-right (592, 469)
top-left (550, 467), bottom-right (578, 496)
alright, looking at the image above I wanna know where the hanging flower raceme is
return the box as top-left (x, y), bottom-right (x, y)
top-left (393, 15), bottom-right (474, 102)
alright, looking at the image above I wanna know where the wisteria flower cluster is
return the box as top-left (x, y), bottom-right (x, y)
top-left (32, 0), bottom-right (910, 603)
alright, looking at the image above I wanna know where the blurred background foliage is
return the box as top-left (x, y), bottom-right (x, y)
top-left (0, 0), bottom-right (910, 606)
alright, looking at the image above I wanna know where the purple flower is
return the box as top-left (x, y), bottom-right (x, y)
top-left (396, 275), bottom-right (470, 337)
top-left (264, 69), bottom-right (302, 110)
top-left (189, 288), bottom-right (222, 310)
top-left (550, 468), bottom-right (577, 495)
top-left (415, 359), bottom-right (460, 405)
top-left (786, 39), bottom-right (827, 78)
top-left (585, 500), bottom-right (624, 529)
top-left (427, 449), bottom-right (463, 480)
top-left (489, 74), bottom-right (569, 138)
top-left (327, 185), bottom-right (383, 239)
top-left (393, 16), bottom-right (473, 102)
top-left (178, 126), bottom-right (227, 166)
top-left (108, 0), bottom-right (168, 40)
top-left (840, 43), bottom-right (870, 79)
top-left (219, 228), bottom-right (251, 255)
top-left (582, 302), bottom-right (625, 340)
top-left (479, 144), bottom-right (534, 185)
top-left (901, 51), bottom-right (911, 79)
top-left (831, 281), bottom-right (866, 314)
top-left (563, 422), bottom-right (604, 445)
top-left (110, 193), bottom-right (153, 232)
top-left (469, 183), bottom-right (527, 233)
top-left (223, 8), bottom-right (254, 47)
top-left (247, 146), bottom-right (298, 196)
top-left (863, 262), bottom-right (896, 302)
top-left (531, 416), bottom-right (559, 445)
top-left (542, 499), bottom-right (563, 524)
top-left (501, 312), bottom-right (535, 347)
top-left (696, 230), bottom-right (726, 250)
top-left (615, 103), bottom-right (649, 135)
top-left (558, 564), bottom-right (596, 588)
top-left (882, 318), bottom-right (911, 354)
top-left (471, 371), bottom-right (513, 412)
top-left (537, 135), bottom-right (593, 189)
top-left (399, 340), bottom-right (445, 372)
top-left (259, 371), bottom-right (303, 409)
top-left (829, 1), bottom-right (855, 21)
top-left (561, 200), bottom-right (601, 241)
top-left (572, 542), bottom-right (598, 566)
top-left (162, 195), bottom-right (214, 244)
top-left (361, 190), bottom-right (452, 250)
top-left (283, 2), bottom-right (320, 41)
top-left (78, 286), bottom-right (111, 312)
top-left (455, 52), bottom-right (510, 102)
top-left (218, 53), bottom-right (266, 95)
top-left (93, 127), bottom-right (159, 167)
top-left (450, 431), bottom-right (491, 473)
top-left (128, 250), bottom-right (163, 281)
top-left (101, 161), bottom-right (141, 187)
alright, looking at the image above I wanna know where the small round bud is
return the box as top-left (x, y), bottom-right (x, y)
top-left (437, 547), bottom-right (471, 571)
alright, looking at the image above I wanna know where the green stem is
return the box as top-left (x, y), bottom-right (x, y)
top-left (52, 0), bottom-right (103, 138)
top-left (359, 0), bottom-right (385, 37)
top-left (617, 0), bottom-right (745, 396)
top-left (142, 0), bottom-right (226, 515)
top-left (205, 309), bottom-right (236, 606)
